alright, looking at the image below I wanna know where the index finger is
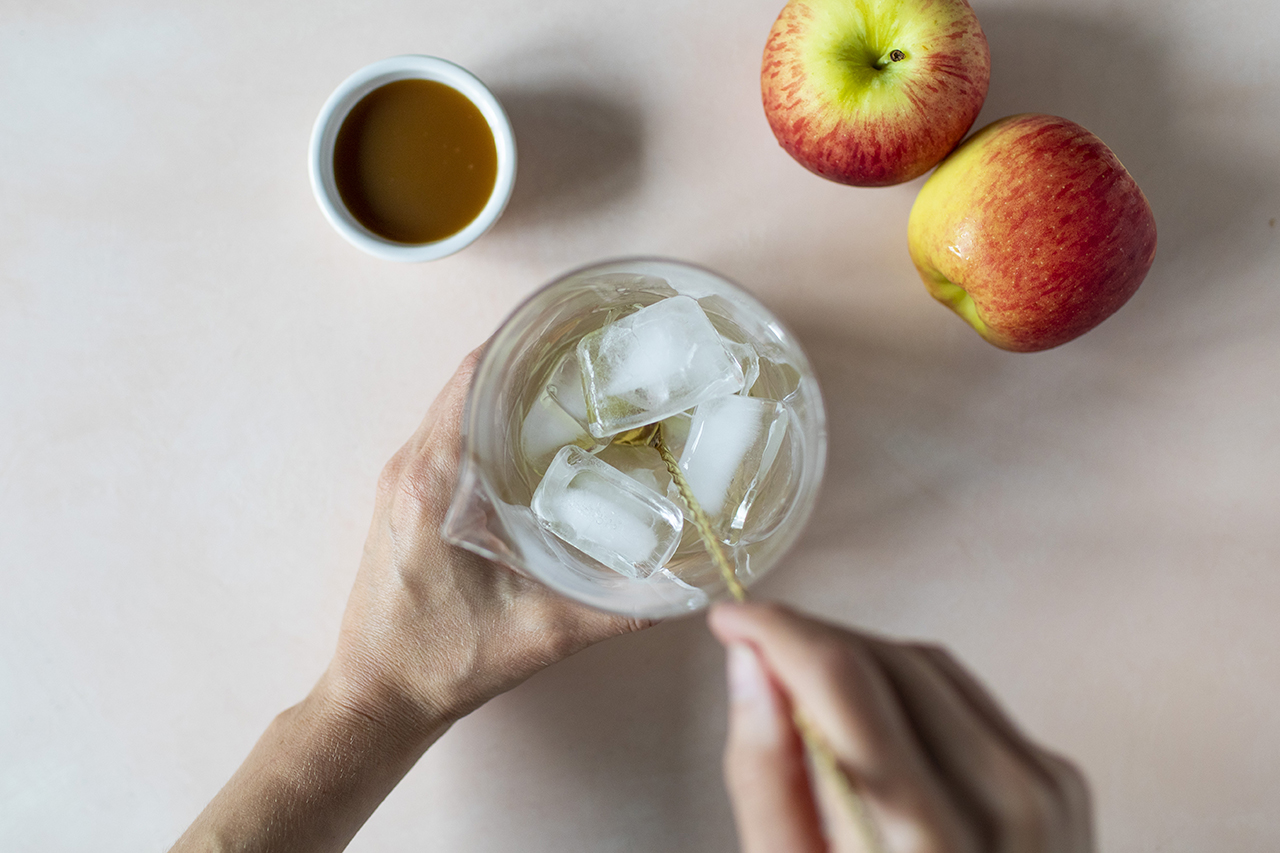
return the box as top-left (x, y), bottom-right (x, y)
top-left (709, 602), bottom-right (924, 781)
top-left (708, 602), bottom-right (973, 848)
top-left (377, 341), bottom-right (489, 515)
top-left (405, 341), bottom-right (488, 452)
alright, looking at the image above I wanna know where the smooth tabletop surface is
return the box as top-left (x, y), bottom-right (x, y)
top-left (3, 0), bottom-right (1279, 850)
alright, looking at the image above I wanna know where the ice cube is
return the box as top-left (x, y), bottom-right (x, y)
top-left (577, 296), bottom-right (744, 438)
top-left (531, 446), bottom-right (683, 578)
top-left (545, 352), bottom-right (591, 426)
top-left (677, 395), bottom-right (789, 537)
top-left (520, 388), bottom-right (598, 477)
top-left (752, 356), bottom-right (802, 401)
top-left (595, 443), bottom-right (673, 497)
top-left (721, 338), bottom-right (760, 396)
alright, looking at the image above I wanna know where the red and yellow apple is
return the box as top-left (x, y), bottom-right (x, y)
top-left (907, 114), bottom-right (1158, 352)
top-left (762, 0), bottom-right (990, 187)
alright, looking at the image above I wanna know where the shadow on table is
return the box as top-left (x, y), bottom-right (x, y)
top-left (975, 8), bottom-right (1277, 331)
top-left (754, 7), bottom-right (1277, 569)
top-left (471, 9), bottom-right (1277, 844)
top-left (783, 320), bottom-right (1004, 556)
top-left (487, 617), bottom-right (734, 849)
top-left (488, 86), bottom-right (645, 231)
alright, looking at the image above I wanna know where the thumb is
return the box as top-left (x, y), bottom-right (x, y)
top-left (722, 642), bottom-right (825, 853)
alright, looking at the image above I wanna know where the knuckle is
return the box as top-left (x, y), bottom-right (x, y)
top-left (377, 450), bottom-right (407, 498)
top-left (722, 740), bottom-right (770, 797)
top-left (996, 772), bottom-right (1067, 847)
top-left (908, 640), bottom-right (950, 661)
top-left (803, 635), bottom-right (855, 676)
top-left (510, 604), bottom-right (645, 669)
top-left (722, 740), bottom-right (748, 779)
top-left (525, 623), bottom-right (586, 665)
top-left (391, 448), bottom-right (456, 516)
top-left (722, 758), bottom-right (750, 801)
top-left (808, 633), bottom-right (861, 678)
top-left (1041, 751), bottom-right (1093, 816)
top-left (878, 798), bottom-right (982, 853)
top-left (752, 599), bottom-right (792, 619)
top-left (458, 346), bottom-right (485, 377)
top-left (618, 616), bottom-right (653, 635)
top-left (911, 830), bottom-right (969, 853)
top-left (743, 599), bottom-right (795, 631)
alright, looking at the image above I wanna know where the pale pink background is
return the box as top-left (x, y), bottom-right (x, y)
top-left (2, 0), bottom-right (1278, 850)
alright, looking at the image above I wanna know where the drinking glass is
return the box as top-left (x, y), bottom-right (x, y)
top-left (443, 258), bottom-right (826, 619)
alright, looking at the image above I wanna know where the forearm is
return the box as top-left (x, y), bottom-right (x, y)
top-left (171, 674), bottom-right (452, 853)
top-left (170, 347), bottom-right (642, 851)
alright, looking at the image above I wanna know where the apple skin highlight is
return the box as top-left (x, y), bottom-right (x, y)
top-left (762, 0), bottom-right (990, 187)
top-left (907, 114), bottom-right (1158, 352)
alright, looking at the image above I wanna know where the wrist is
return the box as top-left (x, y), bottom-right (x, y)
top-left (171, 669), bottom-right (454, 853)
top-left (311, 663), bottom-right (456, 758)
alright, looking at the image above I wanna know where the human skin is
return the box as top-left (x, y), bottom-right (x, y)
top-left (169, 347), bottom-right (646, 853)
top-left (711, 601), bottom-right (1094, 853)
top-left (169, 346), bottom-right (1092, 853)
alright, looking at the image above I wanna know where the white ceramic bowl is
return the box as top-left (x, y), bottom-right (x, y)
top-left (309, 55), bottom-right (517, 262)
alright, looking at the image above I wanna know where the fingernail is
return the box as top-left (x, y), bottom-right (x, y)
top-left (727, 643), bottom-right (770, 705)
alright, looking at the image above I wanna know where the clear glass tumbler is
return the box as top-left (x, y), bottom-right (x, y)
top-left (442, 258), bottom-right (826, 619)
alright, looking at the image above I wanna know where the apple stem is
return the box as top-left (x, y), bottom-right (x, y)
top-left (874, 49), bottom-right (906, 70)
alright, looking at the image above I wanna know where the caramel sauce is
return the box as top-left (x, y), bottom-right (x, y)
top-left (333, 79), bottom-right (498, 244)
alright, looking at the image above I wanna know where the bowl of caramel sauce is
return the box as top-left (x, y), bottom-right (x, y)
top-left (310, 55), bottom-right (516, 261)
